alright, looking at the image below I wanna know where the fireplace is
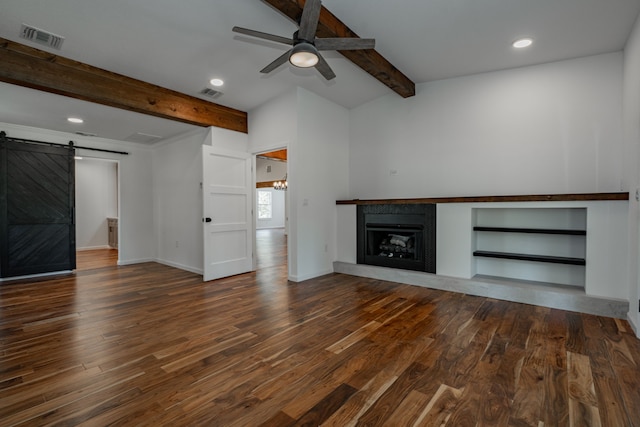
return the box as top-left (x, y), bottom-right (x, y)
top-left (357, 204), bottom-right (436, 273)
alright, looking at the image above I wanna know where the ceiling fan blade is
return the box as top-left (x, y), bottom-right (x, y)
top-left (260, 49), bottom-right (293, 74)
top-left (298, 0), bottom-right (322, 41)
top-left (314, 52), bottom-right (336, 80)
top-left (232, 26), bottom-right (293, 45)
top-left (315, 38), bottom-right (376, 51)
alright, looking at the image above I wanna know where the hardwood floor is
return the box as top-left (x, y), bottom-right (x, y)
top-left (76, 249), bottom-right (118, 271)
top-left (256, 228), bottom-right (287, 270)
top-left (1, 231), bottom-right (639, 426)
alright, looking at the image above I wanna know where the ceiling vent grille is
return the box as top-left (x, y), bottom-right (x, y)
top-left (199, 88), bottom-right (223, 99)
top-left (20, 24), bottom-right (65, 50)
top-left (124, 132), bottom-right (163, 144)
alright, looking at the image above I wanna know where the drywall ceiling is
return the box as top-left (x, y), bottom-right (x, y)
top-left (0, 0), bottom-right (638, 141)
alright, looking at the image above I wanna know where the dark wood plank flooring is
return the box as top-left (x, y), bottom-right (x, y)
top-left (76, 248), bottom-right (118, 271)
top-left (255, 228), bottom-right (287, 270)
top-left (1, 229), bottom-right (639, 426)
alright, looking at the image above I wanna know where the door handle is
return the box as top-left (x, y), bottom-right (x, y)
top-left (203, 217), bottom-right (212, 223)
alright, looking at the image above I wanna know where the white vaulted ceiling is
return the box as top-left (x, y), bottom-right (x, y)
top-left (0, 0), bottom-right (639, 141)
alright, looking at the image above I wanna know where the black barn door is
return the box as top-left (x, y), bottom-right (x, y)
top-left (0, 137), bottom-right (76, 278)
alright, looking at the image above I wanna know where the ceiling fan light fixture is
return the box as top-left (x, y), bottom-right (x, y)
top-left (289, 43), bottom-right (319, 68)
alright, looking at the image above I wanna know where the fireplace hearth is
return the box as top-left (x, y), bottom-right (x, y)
top-left (357, 204), bottom-right (436, 273)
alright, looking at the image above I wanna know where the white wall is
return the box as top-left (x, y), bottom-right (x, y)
top-left (336, 204), bottom-right (357, 264)
top-left (248, 90), bottom-right (297, 155)
top-left (623, 13), bottom-right (640, 334)
top-left (209, 126), bottom-right (249, 152)
top-left (0, 122), bottom-right (155, 265)
top-left (76, 158), bottom-right (118, 249)
top-left (349, 52), bottom-right (624, 199)
top-left (256, 188), bottom-right (285, 229)
top-left (153, 128), bottom-right (209, 274)
top-left (292, 88), bottom-right (350, 281)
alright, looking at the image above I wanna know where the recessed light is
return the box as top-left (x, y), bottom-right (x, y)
top-left (67, 117), bottom-right (84, 124)
top-left (513, 38), bottom-right (533, 49)
top-left (210, 78), bottom-right (224, 87)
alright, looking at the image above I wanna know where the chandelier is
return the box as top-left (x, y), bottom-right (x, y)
top-left (274, 174), bottom-right (287, 191)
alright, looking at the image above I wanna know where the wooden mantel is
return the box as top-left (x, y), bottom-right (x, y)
top-left (336, 192), bottom-right (629, 205)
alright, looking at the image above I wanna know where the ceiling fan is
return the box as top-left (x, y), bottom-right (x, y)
top-left (232, 0), bottom-right (375, 80)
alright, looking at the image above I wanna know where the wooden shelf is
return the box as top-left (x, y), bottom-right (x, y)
top-left (337, 192), bottom-right (628, 205)
top-left (473, 250), bottom-right (586, 266)
top-left (473, 226), bottom-right (586, 236)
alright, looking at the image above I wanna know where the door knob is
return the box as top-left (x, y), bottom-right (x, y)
top-left (203, 217), bottom-right (212, 223)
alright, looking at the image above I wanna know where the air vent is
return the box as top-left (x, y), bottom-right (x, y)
top-left (20, 24), bottom-right (65, 50)
top-left (75, 131), bottom-right (98, 137)
top-left (124, 132), bottom-right (163, 144)
top-left (199, 88), bottom-right (223, 99)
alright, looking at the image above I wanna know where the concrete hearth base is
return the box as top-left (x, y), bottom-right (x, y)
top-left (333, 261), bottom-right (629, 319)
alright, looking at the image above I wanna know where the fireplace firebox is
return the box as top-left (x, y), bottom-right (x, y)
top-left (357, 204), bottom-right (436, 273)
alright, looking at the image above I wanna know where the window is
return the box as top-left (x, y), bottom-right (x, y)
top-left (257, 190), bottom-right (272, 219)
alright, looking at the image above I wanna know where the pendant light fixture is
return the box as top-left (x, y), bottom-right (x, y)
top-left (274, 174), bottom-right (288, 191)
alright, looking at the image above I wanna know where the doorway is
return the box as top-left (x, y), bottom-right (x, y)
top-left (75, 157), bottom-right (119, 270)
top-left (255, 149), bottom-right (288, 270)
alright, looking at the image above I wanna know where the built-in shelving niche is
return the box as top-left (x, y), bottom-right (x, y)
top-left (472, 207), bottom-right (587, 288)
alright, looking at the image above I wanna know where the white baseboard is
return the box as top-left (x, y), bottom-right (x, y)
top-left (628, 313), bottom-right (639, 337)
top-left (111, 257), bottom-right (202, 275)
top-left (117, 258), bottom-right (154, 266)
top-left (0, 270), bottom-right (72, 282)
top-left (77, 245), bottom-right (111, 251)
top-left (288, 268), bottom-right (333, 283)
top-left (155, 259), bottom-right (203, 275)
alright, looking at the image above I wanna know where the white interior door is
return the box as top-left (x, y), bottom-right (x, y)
top-left (202, 145), bottom-right (253, 281)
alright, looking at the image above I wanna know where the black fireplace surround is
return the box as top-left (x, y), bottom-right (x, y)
top-left (357, 204), bottom-right (436, 273)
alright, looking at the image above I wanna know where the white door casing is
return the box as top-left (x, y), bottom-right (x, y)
top-left (202, 145), bottom-right (253, 281)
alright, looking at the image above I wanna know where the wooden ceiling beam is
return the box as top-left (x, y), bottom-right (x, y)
top-left (263, 0), bottom-right (415, 98)
top-left (0, 38), bottom-right (248, 133)
top-left (258, 149), bottom-right (287, 161)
